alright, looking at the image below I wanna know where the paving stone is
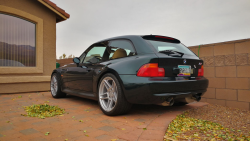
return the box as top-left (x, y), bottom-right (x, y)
top-left (98, 126), bottom-right (116, 131)
top-left (32, 122), bottom-right (44, 125)
top-left (46, 118), bottom-right (60, 122)
top-left (0, 125), bottom-right (13, 131)
top-left (73, 114), bottom-right (87, 120)
top-left (20, 119), bottom-right (29, 122)
top-left (29, 137), bottom-right (48, 141)
top-left (85, 108), bottom-right (97, 112)
top-left (67, 108), bottom-right (77, 110)
top-left (95, 134), bottom-right (113, 140)
top-left (100, 119), bottom-right (117, 124)
top-left (134, 118), bottom-right (146, 122)
top-left (19, 128), bottom-right (39, 135)
top-left (81, 127), bottom-right (98, 133)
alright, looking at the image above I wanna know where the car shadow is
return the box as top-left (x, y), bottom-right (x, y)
top-left (64, 94), bottom-right (190, 116)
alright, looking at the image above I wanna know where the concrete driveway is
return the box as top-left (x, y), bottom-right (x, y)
top-left (0, 92), bottom-right (207, 141)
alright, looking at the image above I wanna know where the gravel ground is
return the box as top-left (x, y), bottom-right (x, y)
top-left (185, 104), bottom-right (250, 137)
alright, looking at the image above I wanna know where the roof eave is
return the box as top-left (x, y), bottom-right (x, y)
top-left (37, 0), bottom-right (69, 23)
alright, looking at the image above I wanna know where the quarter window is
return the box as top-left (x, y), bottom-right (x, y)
top-left (0, 13), bottom-right (36, 67)
top-left (108, 40), bottom-right (136, 59)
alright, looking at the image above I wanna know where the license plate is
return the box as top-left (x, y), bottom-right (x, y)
top-left (178, 65), bottom-right (191, 76)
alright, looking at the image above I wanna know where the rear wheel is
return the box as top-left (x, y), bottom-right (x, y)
top-left (50, 73), bottom-right (66, 98)
top-left (98, 73), bottom-right (132, 116)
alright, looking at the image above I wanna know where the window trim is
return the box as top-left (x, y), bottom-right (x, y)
top-left (0, 5), bottom-right (43, 74)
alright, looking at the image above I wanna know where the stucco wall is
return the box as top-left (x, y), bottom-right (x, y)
top-left (189, 38), bottom-right (250, 110)
top-left (0, 0), bottom-right (57, 93)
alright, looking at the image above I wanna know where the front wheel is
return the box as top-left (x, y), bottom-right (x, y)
top-left (98, 73), bottom-right (132, 116)
top-left (50, 73), bottom-right (66, 98)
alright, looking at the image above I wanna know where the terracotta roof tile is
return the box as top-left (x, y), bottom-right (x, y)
top-left (39, 0), bottom-right (70, 19)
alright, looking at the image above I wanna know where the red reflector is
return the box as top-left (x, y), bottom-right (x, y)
top-left (137, 63), bottom-right (165, 77)
top-left (155, 36), bottom-right (174, 40)
top-left (198, 65), bottom-right (204, 77)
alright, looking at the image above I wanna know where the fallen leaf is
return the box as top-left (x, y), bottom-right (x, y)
top-left (85, 134), bottom-right (89, 137)
top-left (83, 130), bottom-right (87, 133)
top-left (121, 128), bottom-right (125, 130)
top-left (45, 132), bottom-right (50, 136)
top-left (143, 128), bottom-right (147, 130)
top-left (18, 96), bottom-right (22, 98)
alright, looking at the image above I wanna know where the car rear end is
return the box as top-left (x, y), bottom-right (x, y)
top-left (121, 35), bottom-right (208, 106)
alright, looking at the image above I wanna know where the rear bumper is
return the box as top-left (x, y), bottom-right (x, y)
top-left (119, 75), bottom-right (209, 104)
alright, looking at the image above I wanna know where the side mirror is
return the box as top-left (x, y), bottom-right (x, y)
top-left (73, 57), bottom-right (80, 64)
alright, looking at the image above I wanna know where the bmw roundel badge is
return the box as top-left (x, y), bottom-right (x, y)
top-left (183, 59), bottom-right (187, 64)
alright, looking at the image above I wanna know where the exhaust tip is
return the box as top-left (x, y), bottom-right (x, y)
top-left (160, 97), bottom-right (174, 106)
top-left (193, 94), bottom-right (201, 102)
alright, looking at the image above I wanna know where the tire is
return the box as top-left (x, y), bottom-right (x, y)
top-left (50, 73), bottom-right (66, 98)
top-left (98, 73), bottom-right (132, 116)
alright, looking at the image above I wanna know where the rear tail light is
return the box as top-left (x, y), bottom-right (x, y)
top-left (137, 63), bottom-right (165, 77)
top-left (198, 65), bottom-right (204, 76)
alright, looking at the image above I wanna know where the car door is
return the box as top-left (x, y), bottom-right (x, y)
top-left (61, 52), bottom-right (86, 90)
top-left (66, 44), bottom-right (107, 93)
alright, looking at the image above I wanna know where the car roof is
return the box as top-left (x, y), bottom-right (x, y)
top-left (94, 35), bottom-right (142, 43)
top-left (92, 35), bottom-right (181, 54)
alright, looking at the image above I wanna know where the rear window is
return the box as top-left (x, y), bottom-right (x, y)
top-left (145, 40), bottom-right (196, 56)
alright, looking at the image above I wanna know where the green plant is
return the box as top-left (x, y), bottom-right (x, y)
top-left (21, 104), bottom-right (65, 119)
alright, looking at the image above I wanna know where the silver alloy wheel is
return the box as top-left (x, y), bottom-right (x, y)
top-left (99, 77), bottom-right (118, 112)
top-left (51, 75), bottom-right (58, 96)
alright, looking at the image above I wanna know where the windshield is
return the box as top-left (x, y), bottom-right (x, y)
top-left (145, 40), bottom-right (196, 56)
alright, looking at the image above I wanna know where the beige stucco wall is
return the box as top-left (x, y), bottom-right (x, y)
top-left (0, 0), bottom-right (57, 93)
top-left (189, 38), bottom-right (250, 110)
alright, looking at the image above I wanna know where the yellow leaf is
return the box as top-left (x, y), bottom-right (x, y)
top-left (111, 139), bottom-right (117, 141)
top-left (121, 128), bottom-right (125, 130)
top-left (211, 138), bottom-right (216, 141)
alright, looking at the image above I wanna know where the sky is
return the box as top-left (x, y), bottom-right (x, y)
top-left (50, 0), bottom-right (250, 58)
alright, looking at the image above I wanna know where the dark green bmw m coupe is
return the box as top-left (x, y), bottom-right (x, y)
top-left (50, 35), bottom-right (208, 116)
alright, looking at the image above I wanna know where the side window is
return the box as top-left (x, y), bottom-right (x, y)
top-left (108, 40), bottom-right (136, 59)
top-left (83, 46), bottom-right (106, 64)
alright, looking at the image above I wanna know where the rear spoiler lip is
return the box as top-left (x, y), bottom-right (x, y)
top-left (142, 35), bottom-right (181, 43)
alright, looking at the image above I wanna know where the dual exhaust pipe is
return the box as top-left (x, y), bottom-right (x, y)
top-left (160, 94), bottom-right (201, 106)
